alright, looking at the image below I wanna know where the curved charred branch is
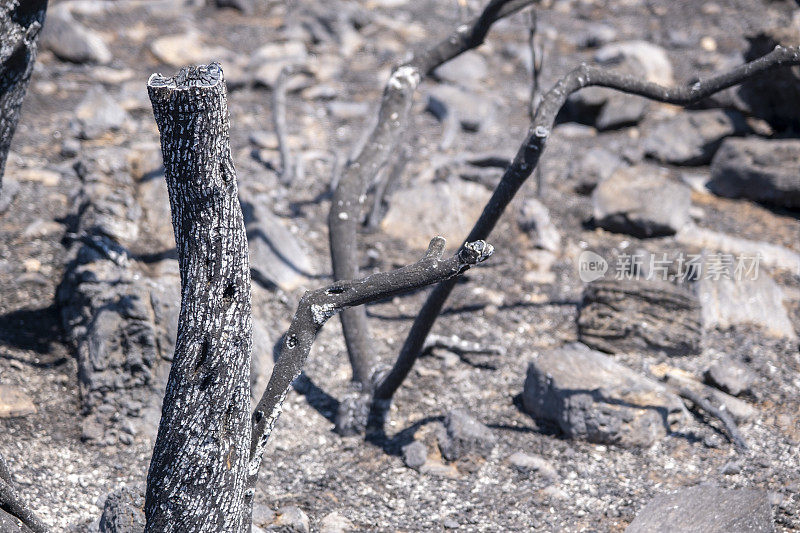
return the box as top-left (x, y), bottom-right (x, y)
top-left (378, 44), bottom-right (800, 403)
top-left (272, 66), bottom-right (293, 185)
top-left (328, 0), bottom-right (535, 388)
top-left (676, 387), bottom-right (748, 451)
top-left (0, 0), bottom-right (47, 190)
top-left (145, 64), bottom-right (253, 533)
top-left (0, 455), bottom-right (49, 533)
top-left (245, 237), bottom-right (493, 503)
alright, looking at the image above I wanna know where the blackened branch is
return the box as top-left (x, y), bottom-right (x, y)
top-left (246, 237), bottom-right (493, 488)
top-left (0, 454), bottom-right (49, 533)
top-left (328, 0), bottom-right (535, 390)
top-left (380, 44), bottom-right (800, 404)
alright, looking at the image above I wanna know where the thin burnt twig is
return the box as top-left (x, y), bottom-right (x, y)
top-left (0, 458), bottom-right (49, 533)
top-left (676, 387), bottom-right (749, 451)
top-left (376, 44), bottom-right (800, 404)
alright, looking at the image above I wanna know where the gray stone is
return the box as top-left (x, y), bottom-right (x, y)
top-left (99, 485), bottom-right (145, 533)
top-left (252, 503), bottom-right (276, 528)
top-left (508, 452), bottom-right (558, 482)
top-left (697, 267), bottom-right (796, 339)
top-left (596, 96), bottom-right (648, 130)
top-left (568, 147), bottom-right (624, 195)
top-left (592, 165), bottom-right (691, 238)
top-left (41, 5), bottom-right (112, 64)
top-left (244, 204), bottom-right (315, 291)
top-left (401, 440), bottom-right (428, 470)
top-left (381, 178), bottom-right (491, 250)
top-left (319, 512), bottom-right (354, 533)
top-left (433, 52), bottom-right (488, 86)
top-left (437, 409), bottom-right (497, 461)
top-left (327, 101), bottom-right (370, 120)
top-left (150, 32), bottom-right (234, 68)
top-left (595, 40), bottom-right (674, 85)
top-left (708, 138), bottom-right (800, 209)
top-left (0, 176), bottom-right (19, 215)
top-left (705, 358), bottom-right (757, 397)
top-left (643, 110), bottom-right (747, 165)
top-left (578, 279), bottom-right (703, 356)
top-left (272, 506), bottom-right (310, 533)
top-left (0, 385), bottom-right (36, 418)
top-left (626, 485), bottom-right (774, 533)
top-left (523, 343), bottom-right (685, 447)
top-left (0, 509), bottom-right (28, 533)
top-left (518, 198), bottom-right (560, 252)
top-left (426, 84), bottom-right (495, 132)
top-left (577, 23), bottom-right (618, 48)
top-left (73, 86), bottom-right (130, 140)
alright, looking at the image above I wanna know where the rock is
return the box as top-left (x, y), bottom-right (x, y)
top-left (273, 506), bottom-right (310, 533)
top-left (250, 41), bottom-right (309, 87)
top-left (507, 452), bottom-right (558, 482)
top-left (327, 101), bottom-right (370, 120)
top-left (401, 440), bottom-right (428, 470)
top-left (73, 86), bottom-right (130, 140)
top-left (595, 96), bottom-right (648, 131)
top-left (592, 165), bottom-right (691, 238)
top-left (252, 503), bottom-right (276, 528)
top-left (578, 278), bottom-right (703, 356)
top-left (626, 485), bottom-right (774, 533)
top-left (708, 138), bottom-right (800, 209)
top-left (568, 147), bottom-right (624, 195)
top-left (643, 110), bottom-right (747, 165)
top-left (675, 224), bottom-right (800, 274)
top-left (41, 5), bottom-right (112, 64)
top-left (242, 201), bottom-right (315, 291)
top-left (426, 84), bottom-right (496, 132)
top-left (0, 176), bottom-right (20, 215)
top-left (381, 178), bottom-right (491, 250)
top-left (319, 512), bottom-right (353, 533)
top-left (150, 32), bottom-right (233, 68)
top-left (99, 485), bottom-right (145, 533)
top-left (518, 198), bottom-right (560, 252)
top-left (523, 343), bottom-right (685, 447)
top-left (136, 172), bottom-right (174, 250)
top-left (736, 26), bottom-right (800, 131)
top-left (436, 409), bottom-right (496, 461)
top-left (0, 385), bottom-right (36, 418)
top-left (697, 267), bottom-right (796, 339)
top-left (595, 40), bottom-right (674, 85)
top-left (704, 358), bottom-right (756, 396)
top-left (432, 52), bottom-right (488, 86)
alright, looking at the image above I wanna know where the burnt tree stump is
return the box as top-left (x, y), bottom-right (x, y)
top-left (145, 63), bottom-right (253, 532)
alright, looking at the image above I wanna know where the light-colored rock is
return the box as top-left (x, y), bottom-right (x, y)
top-left (319, 512), bottom-right (354, 533)
top-left (676, 223), bottom-right (800, 274)
top-left (518, 198), bottom-right (561, 252)
top-left (704, 358), bottom-right (757, 397)
top-left (643, 110), bottom-right (746, 165)
top-left (523, 343), bottom-right (685, 447)
top-left (381, 179), bottom-right (491, 250)
top-left (41, 5), bottom-right (112, 64)
top-left (697, 265), bottom-right (796, 339)
top-left (74, 86), bottom-right (130, 139)
top-left (595, 40), bottom-right (674, 85)
top-left (593, 165), bottom-right (691, 238)
top-left (437, 409), bottom-right (496, 461)
top-left (150, 32), bottom-right (233, 67)
top-left (0, 385), bottom-right (36, 418)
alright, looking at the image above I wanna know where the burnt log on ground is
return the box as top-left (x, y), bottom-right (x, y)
top-left (0, 0), bottom-right (47, 191)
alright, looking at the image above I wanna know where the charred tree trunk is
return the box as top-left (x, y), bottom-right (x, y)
top-left (0, 0), bottom-right (47, 190)
top-left (145, 63), bottom-right (253, 533)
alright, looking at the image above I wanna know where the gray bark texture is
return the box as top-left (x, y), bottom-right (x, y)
top-left (145, 63), bottom-right (253, 533)
top-left (0, 0), bottom-right (47, 190)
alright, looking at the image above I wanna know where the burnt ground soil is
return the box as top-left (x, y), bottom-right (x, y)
top-left (1, 0), bottom-right (800, 531)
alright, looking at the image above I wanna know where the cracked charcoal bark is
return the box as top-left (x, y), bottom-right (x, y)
top-left (145, 63), bottom-right (253, 533)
